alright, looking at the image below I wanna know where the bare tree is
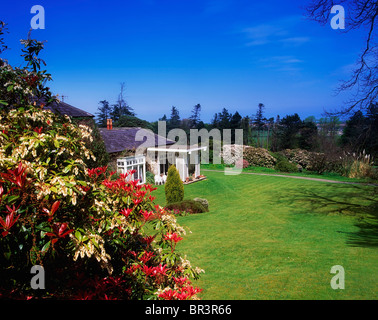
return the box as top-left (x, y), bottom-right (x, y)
top-left (111, 82), bottom-right (135, 120)
top-left (305, 0), bottom-right (378, 115)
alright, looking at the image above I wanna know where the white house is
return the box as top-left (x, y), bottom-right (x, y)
top-left (99, 122), bottom-right (207, 183)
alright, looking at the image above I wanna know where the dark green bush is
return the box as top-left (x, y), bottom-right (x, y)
top-left (165, 199), bottom-right (208, 214)
top-left (193, 198), bottom-right (209, 210)
top-left (165, 165), bottom-right (184, 204)
top-left (371, 167), bottom-right (378, 181)
top-left (275, 159), bottom-right (298, 173)
top-left (270, 152), bottom-right (287, 163)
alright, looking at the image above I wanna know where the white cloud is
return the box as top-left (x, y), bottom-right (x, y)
top-left (242, 24), bottom-right (287, 46)
top-left (256, 55), bottom-right (305, 74)
top-left (284, 58), bottom-right (303, 64)
top-left (260, 55), bottom-right (303, 64)
top-left (279, 37), bottom-right (310, 46)
top-left (240, 16), bottom-right (310, 48)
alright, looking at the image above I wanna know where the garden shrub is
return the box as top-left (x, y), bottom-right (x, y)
top-left (278, 149), bottom-right (343, 175)
top-left (0, 27), bottom-right (203, 300)
top-left (193, 198), bottom-right (209, 211)
top-left (243, 146), bottom-right (276, 168)
top-left (165, 165), bottom-right (184, 204)
top-left (348, 160), bottom-right (373, 178)
top-left (165, 200), bottom-right (208, 214)
top-left (307, 152), bottom-right (329, 174)
top-left (279, 149), bottom-right (313, 169)
top-left (235, 158), bottom-right (249, 169)
top-left (340, 151), bottom-right (375, 179)
top-left (280, 148), bottom-right (376, 178)
top-left (371, 167), bottom-right (378, 180)
top-left (307, 151), bottom-right (375, 178)
top-left (222, 144), bottom-right (276, 169)
top-left (304, 151), bottom-right (344, 175)
top-left (275, 159), bottom-right (298, 173)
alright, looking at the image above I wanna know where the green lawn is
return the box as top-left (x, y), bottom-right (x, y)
top-left (153, 170), bottom-right (378, 300)
top-left (201, 163), bottom-right (378, 184)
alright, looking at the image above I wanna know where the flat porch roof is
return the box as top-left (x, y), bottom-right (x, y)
top-left (147, 145), bottom-right (207, 154)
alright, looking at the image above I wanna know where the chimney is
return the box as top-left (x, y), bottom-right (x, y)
top-left (107, 119), bottom-right (113, 130)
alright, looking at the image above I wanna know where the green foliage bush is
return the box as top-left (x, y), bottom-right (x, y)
top-left (371, 167), bottom-right (378, 180)
top-left (193, 198), bottom-right (209, 211)
top-left (165, 200), bottom-right (208, 214)
top-left (165, 165), bottom-right (184, 204)
top-left (275, 159), bottom-right (298, 173)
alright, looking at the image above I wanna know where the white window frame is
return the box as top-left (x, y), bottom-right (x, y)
top-left (117, 155), bottom-right (146, 184)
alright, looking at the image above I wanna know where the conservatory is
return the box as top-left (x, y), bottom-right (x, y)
top-left (146, 145), bottom-right (207, 182)
top-left (116, 155), bottom-right (146, 184)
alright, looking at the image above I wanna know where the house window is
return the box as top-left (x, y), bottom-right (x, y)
top-left (117, 155), bottom-right (146, 184)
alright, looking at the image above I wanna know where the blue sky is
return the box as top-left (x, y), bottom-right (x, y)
top-left (1, 0), bottom-right (367, 122)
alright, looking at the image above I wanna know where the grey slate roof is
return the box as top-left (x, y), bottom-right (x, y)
top-left (35, 97), bottom-right (95, 118)
top-left (99, 127), bottom-right (175, 153)
top-left (45, 101), bottom-right (95, 118)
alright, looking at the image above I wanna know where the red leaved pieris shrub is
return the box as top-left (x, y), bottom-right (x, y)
top-left (0, 106), bottom-right (204, 300)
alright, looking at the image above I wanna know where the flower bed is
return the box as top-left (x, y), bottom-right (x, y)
top-left (183, 175), bottom-right (207, 185)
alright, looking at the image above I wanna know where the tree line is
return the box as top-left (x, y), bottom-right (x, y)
top-left (96, 90), bottom-right (378, 158)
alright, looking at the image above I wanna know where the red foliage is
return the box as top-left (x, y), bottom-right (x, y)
top-left (0, 162), bottom-right (30, 190)
top-left (0, 205), bottom-right (20, 237)
top-left (163, 232), bottom-right (183, 243)
top-left (45, 222), bottom-right (73, 244)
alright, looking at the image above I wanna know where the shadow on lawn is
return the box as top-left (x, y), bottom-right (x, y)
top-left (273, 184), bottom-right (378, 248)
